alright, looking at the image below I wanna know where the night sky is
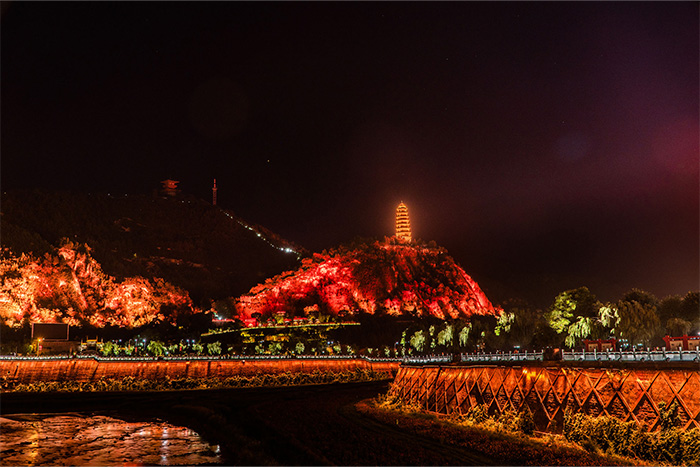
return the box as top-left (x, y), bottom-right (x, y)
top-left (2, 2), bottom-right (698, 306)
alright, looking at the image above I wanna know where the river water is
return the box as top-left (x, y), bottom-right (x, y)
top-left (0, 413), bottom-right (222, 466)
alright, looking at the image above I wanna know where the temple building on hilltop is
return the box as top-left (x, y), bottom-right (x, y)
top-left (395, 202), bottom-right (412, 242)
top-left (160, 179), bottom-right (180, 197)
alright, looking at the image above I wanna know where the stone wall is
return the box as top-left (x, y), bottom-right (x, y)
top-left (0, 358), bottom-right (399, 384)
top-left (389, 364), bottom-right (700, 431)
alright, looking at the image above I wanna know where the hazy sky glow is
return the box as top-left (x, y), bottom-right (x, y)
top-left (2, 2), bottom-right (698, 305)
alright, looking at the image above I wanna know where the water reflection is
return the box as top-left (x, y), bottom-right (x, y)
top-left (0, 414), bottom-right (221, 466)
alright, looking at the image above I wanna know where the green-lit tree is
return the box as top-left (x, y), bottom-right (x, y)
top-left (458, 322), bottom-right (471, 348)
top-left (268, 342), bottom-right (282, 355)
top-left (437, 324), bottom-right (454, 348)
top-left (545, 287), bottom-right (602, 348)
top-left (429, 325), bottom-right (437, 350)
top-left (207, 341), bottom-right (222, 356)
top-left (564, 316), bottom-right (606, 348)
top-left (146, 340), bottom-right (165, 357)
top-left (100, 341), bottom-right (116, 357)
top-left (409, 329), bottom-right (427, 353)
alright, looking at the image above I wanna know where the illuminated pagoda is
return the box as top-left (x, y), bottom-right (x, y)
top-left (212, 178), bottom-right (218, 206)
top-left (395, 202), bottom-right (412, 242)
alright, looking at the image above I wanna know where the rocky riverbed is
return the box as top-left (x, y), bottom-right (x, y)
top-left (0, 413), bottom-right (221, 466)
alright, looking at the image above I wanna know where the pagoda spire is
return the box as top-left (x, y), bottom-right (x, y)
top-left (212, 179), bottom-right (218, 206)
top-left (395, 202), bottom-right (412, 242)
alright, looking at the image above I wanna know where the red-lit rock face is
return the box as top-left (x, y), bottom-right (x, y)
top-left (236, 241), bottom-right (499, 321)
top-left (0, 242), bottom-right (195, 328)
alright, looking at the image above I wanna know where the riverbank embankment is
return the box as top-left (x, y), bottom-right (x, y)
top-left (389, 363), bottom-right (700, 431)
top-left (0, 356), bottom-right (399, 384)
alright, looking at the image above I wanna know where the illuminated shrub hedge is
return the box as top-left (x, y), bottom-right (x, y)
top-left (563, 405), bottom-right (700, 465)
top-left (9, 368), bottom-right (392, 393)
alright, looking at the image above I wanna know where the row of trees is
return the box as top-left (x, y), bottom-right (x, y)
top-left (401, 287), bottom-right (699, 353)
top-left (97, 337), bottom-right (398, 358)
top-left (100, 339), bottom-right (221, 357)
top-left (535, 287), bottom-right (697, 349)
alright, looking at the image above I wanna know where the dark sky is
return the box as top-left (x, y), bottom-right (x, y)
top-left (2, 2), bottom-right (698, 306)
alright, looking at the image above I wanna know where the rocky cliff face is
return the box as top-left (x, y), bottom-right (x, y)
top-left (0, 242), bottom-right (194, 328)
top-left (236, 240), bottom-right (500, 321)
top-left (1, 191), bottom-right (499, 328)
top-left (0, 190), bottom-right (301, 304)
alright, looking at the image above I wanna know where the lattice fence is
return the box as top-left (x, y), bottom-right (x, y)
top-left (389, 365), bottom-right (700, 431)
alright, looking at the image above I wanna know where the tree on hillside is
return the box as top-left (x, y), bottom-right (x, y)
top-left (530, 319), bottom-right (561, 350)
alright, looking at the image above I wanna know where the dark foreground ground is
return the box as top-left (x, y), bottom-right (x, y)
top-left (2, 381), bottom-right (498, 465)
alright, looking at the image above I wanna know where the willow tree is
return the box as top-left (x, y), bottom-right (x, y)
top-left (565, 316), bottom-right (606, 348)
top-left (409, 329), bottom-right (427, 353)
top-left (545, 287), bottom-right (603, 348)
top-left (495, 299), bottom-right (540, 349)
top-left (614, 297), bottom-right (661, 348)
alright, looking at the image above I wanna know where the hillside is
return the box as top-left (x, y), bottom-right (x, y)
top-left (234, 239), bottom-right (500, 322)
top-left (0, 242), bottom-right (195, 328)
top-left (0, 190), bottom-right (302, 305)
